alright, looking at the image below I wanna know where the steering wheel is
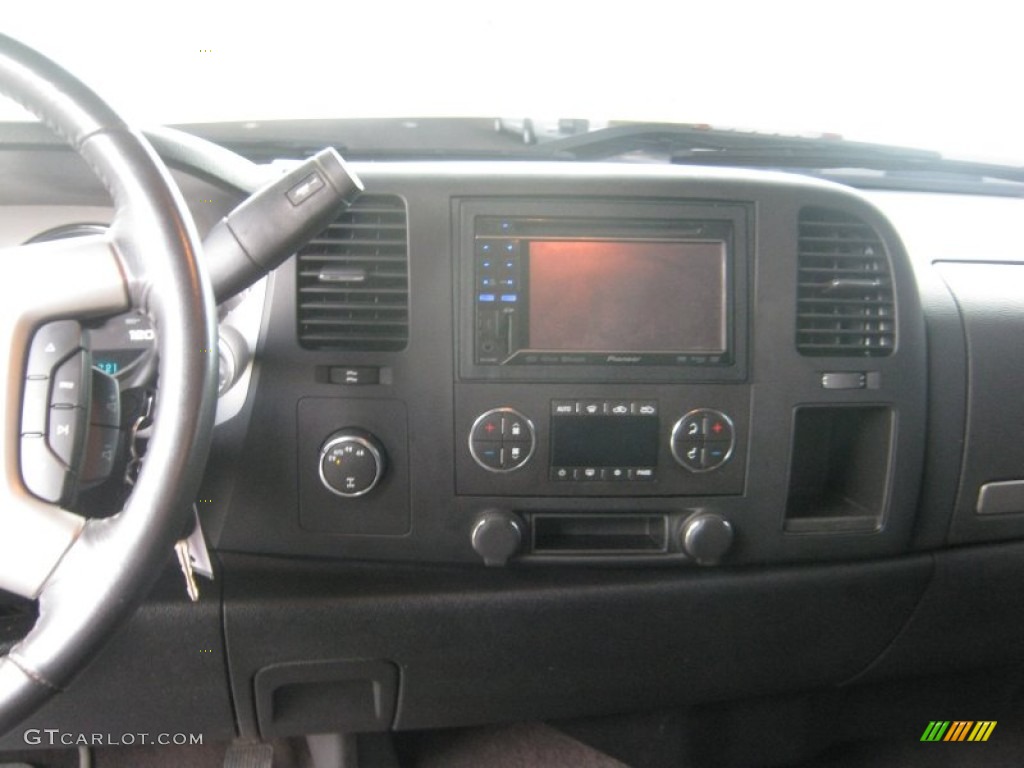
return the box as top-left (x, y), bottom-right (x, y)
top-left (0, 33), bottom-right (217, 735)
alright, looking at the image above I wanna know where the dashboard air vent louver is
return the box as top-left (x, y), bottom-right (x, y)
top-left (796, 207), bottom-right (895, 357)
top-left (297, 194), bottom-right (409, 351)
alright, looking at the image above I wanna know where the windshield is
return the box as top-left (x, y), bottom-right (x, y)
top-left (5, 0), bottom-right (1022, 165)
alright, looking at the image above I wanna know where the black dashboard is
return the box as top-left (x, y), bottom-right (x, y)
top-left (215, 164), bottom-right (931, 568)
top-left (4, 142), bottom-right (1024, 762)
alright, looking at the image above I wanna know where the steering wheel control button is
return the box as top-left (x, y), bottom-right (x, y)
top-left (81, 426), bottom-right (121, 485)
top-left (50, 351), bottom-right (88, 407)
top-left (47, 406), bottom-right (86, 467)
top-left (318, 430), bottom-right (387, 498)
top-left (20, 435), bottom-right (73, 504)
top-left (469, 408), bottom-right (535, 473)
top-left (26, 320), bottom-right (82, 378)
top-left (89, 369), bottom-right (121, 428)
top-left (671, 409), bottom-right (735, 473)
top-left (20, 378), bottom-right (49, 435)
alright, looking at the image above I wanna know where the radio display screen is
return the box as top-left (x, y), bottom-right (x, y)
top-left (527, 240), bottom-right (727, 354)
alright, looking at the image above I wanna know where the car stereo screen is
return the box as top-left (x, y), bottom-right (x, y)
top-left (526, 240), bottom-right (726, 353)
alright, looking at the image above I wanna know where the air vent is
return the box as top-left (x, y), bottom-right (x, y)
top-left (796, 207), bottom-right (895, 357)
top-left (297, 194), bottom-right (408, 351)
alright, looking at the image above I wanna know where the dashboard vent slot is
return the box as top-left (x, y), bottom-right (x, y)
top-left (297, 194), bottom-right (408, 351)
top-left (796, 207), bottom-right (895, 357)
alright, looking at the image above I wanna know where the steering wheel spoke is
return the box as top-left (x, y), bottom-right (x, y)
top-left (0, 233), bottom-right (130, 321)
top-left (0, 233), bottom-right (129, 599)
top-left (1, 32), bottom-right (218, 734)
top-left (0, 493), bottom-right (84, 601)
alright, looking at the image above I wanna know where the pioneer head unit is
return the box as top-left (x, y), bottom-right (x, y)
top-left (458, 199), bottom-right (749, 382)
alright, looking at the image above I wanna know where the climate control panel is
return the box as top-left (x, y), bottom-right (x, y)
top-left (456, 388), bottom-right (747, 498)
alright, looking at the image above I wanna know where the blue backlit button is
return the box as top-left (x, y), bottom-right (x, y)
top-left (703, 443), bottom-right (733, 470)
top-left (607, 467), bottom-right (628, 481)
top-left (551, 400), bottom-right (577, 416)
top-left (500, 293), bottom-right (518, 303)
top-left (478, 293), bottom-right (496, 303)
top-left (473, 443), bottom-right (504, 470)
top-left (631, 468), bottom-right (656, 481)
top-left (480, 277), bottom-right (497, 288)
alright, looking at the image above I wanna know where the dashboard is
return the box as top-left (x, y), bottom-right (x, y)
top-left (3, 139), bottom-right (1024, 763)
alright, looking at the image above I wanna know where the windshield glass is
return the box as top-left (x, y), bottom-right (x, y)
top-left (5, 0), bottom-right (1022, 164)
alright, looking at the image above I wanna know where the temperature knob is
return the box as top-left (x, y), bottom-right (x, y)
top-left (318, 429), bottom-right (386, 497)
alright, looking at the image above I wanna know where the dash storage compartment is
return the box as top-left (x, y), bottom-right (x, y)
top-left (784, 406), bottom-right (894, 534)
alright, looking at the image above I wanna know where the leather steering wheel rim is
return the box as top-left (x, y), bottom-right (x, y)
top-left (0, 33), bottom-right (217, 735)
